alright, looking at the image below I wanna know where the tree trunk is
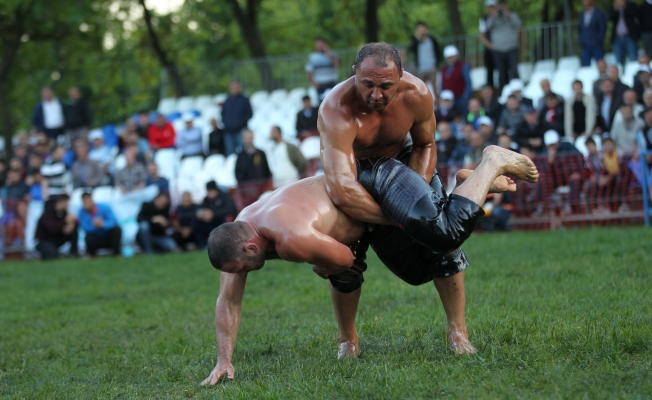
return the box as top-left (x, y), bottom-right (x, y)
top-left (138, 0), bottom-right (185, 97)
top-left (225, 0), bottom-right (276, 91)
top-left (445, 0), bottom-right (465, 37)
top-left (365, 0), bottom-right (379, 43)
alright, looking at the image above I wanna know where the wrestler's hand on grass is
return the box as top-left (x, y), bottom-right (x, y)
top-left (201, 360), bottom-right (235, 385)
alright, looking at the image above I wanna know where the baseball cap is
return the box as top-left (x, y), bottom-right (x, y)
top-left (510, 79), bottom-right (524, 91)
top-left (89, 129), bottom-right (104, 141)
top-left (638, 65), bottom-right (651, 74)
top-left (182, 112), bottom-right (194, 122)
top-left (440, 90), bottom-right (455, 101)
top-left (443, 45), bottom-right (459, 58)
top-left (478, 116), bottom-right (494, 127)
top-left (544, 130), bottom-right (560, 146)
top-left (484, 0), bottom-right (497, 6)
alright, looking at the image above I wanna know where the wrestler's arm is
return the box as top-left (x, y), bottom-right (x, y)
top-left (406, 80), bottom-right (437, 183)
top-left (201, 272), bottom-right (247, 385)
top-left (275, 228), bottom-right (355, 273)
top-left (319, 106), bottom-right (394, 225)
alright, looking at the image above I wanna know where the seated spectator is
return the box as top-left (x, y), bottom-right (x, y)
top-left (634, 66), bottom-right (652, 104)
top-left (176, 113), bottom-right (203, 158)
top-left (122, 135), bottom-right (148, 165)
top-left (477, 116), bottom-right (496, 144)
top-left (32, 133), bottom-right (53, 161)
top-left (539, 79), bottom-right (564, 110)
top-left (2, 168), bottom-right (29, 246)
top-left (35, 194), bottom-right (78, 260)
top-left (88, 130), bottom-right (112, 170)
top-left (497, 133), bottom-right (517, 151)
top-left (641, 108), bottom-right (652, 150)
top-left (296, 95), bottom-right (319, 140)
top-left (601, 137), bottom-right (621, 176)
top-left (63, 86), bottom-right (93, 144)
top-left (463, 131), bottom-right (486, 169)
top-left (441, 45), bottom-right (472, 115)
top-left (497, 95), bottom-right (524, 136)
top-left (148, 114), bottom-right (176, 151)
top-left (538, 92), bottom-right (565, 135)
top-left (618, 89), bottom-right (645, 117)
top-left (195, 181), bottom-right (237, 249)
top-left (145, 162), bottom-right (169, 194)
top-left (136, 110), bottom-right (151, 142)
top-left (268, 126), bottom-right (306, 188)
top-left (595, 79), bottom-right (623, 133)
top-left (137, 192), bottom-right (176, 254)
top-left (26, 153), bottom-right (43, 181)
top-left (564, 80), bottom-right (596, 139)
top-left (115, 147), bottom-right (147, 194)
top-left (208, 118), bottom-right (225, 155)
top-left (436, 121), bottom-right (457, 165)
top-left (172, 191), bottom-right (199, 251)
top-left (542, 130), bottom-right (580, 155)
top-left (479, 85), bottom-right (503, 126)
top-left (13, 145), bottom-right (28, 167)
top-left (593, 60), bottom-right (609, 98)
top-left (610, 104), bottom-right (644, 156)
top-left (466, 98), bottom-right (486, 130)
top-left (79, 192), bottom-right (122, 257)
top-left (608, 65), bottom-right (630, 96)
top-left (434, 90), bottom-right (460, 124)
top-left (514, 106), bottom-right (545, 153)
top-left (40, 145), bottom-right (69, 201)
top-left (71, 140), bottom-right (104, 190)
top-left (449, 123), bottom-right (474, 165)
top-left (119, 119), bottom-right (139, 151)
top-left (641, 89), bottom-right (652, 119)
top-left (235, 129), bottom-right (271, 184)
top-left (508, 79), bottom-right (533, 108)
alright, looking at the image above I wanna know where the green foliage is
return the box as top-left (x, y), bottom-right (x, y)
top-left (1, 227), bottom-right (651, 398)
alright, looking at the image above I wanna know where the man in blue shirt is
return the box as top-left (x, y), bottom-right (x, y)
top-left (145, 162), bottom-right (169, 195)
top-left (78, 193), bottom-right (122, 257)
top-left (578, 0), bottom-right (607, 67)
top-left (221, 80), bottom-right (253, 156)
top-left (175, 113), bottom-right (204, 158)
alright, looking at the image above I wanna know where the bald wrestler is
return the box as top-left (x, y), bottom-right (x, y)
top-left (201, 155), bottom-right (533, 383)
top-left (317, 43), bottom-right (538, 357)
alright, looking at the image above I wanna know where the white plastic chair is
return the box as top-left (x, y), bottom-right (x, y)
top-left (470, 67), bottom-right (487, 91)
top-left (533, 59), bottom-right (556, 75)
top-left (175, 96), bottom-right (194, 113)
top-left (287, 87), bottom-right (308, 105)
top-left (299, 136), bottom-right (321, 160)
top-left (215, 154), bottom-right (238, 189)
top-left (113, 154), bottom-right (127, 171)
top-left (157, 98), bottom-right (176, 115)
top-left (604, 53), bottom-right (617, 66)
top-left (212, 93), bottom-right (228, 105)
top-left (178, 156), bottom-right (204, 177)
top-left (624, 61), bottom-right (639, 77)
top-left (517, 62), bottom-right (533, 84)
top-left (556, 56), bottom-right (580, 74)
top-left (92, 186), bottom-right (115, 203)
top-left (551, 70), bottom-right (576, 98)
top-left (154, 149), bottom-right (177, 181)
top-left (268, 89), bottom-right (288, 106)
top-left (193, 95), bottom-right (212, 110)
top-left (575, 67), bottom-right (599, 95)
top-left (249, 91), bottom-right (269, 111)
top-left (204, 154), bottom-right (225, 173)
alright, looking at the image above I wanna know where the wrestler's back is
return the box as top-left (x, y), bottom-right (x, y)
top-left (320, 73), bottom-right (430, 160)
top-left (238, 176), bottom-right (365, 246)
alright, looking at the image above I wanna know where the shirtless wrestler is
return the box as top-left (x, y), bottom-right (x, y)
top-left (317, 43), bottom-right (539, 358)
top-left (201, 161), bottom-right (528, 384)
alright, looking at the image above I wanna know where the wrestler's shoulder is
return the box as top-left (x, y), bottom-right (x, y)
top-left (399, 71), bottom-right (432, 102)
top-left (319, 77), bottom-right (355, 116)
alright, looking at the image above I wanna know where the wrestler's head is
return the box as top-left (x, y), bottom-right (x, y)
top-left (207, 221), bottom-right (266, 275)
top-left (352, 42), bottom-right (403, 112)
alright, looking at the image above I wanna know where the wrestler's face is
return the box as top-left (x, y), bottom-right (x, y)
top-left (223, 255), bottom-right (265, 276)
top-left (353, 59), bottom-right (402, 112)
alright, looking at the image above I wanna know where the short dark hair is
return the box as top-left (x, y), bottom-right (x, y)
top-left (544, 92), bottom-right (558, 100)
top-left (585, 137), bottom-right (596, 146)
top-left (302, 95), bottom-right (311, 101)
top-left (272, 125), bottom-right (282, 133)
top-left (207, 222), bottom-right (250, 270)
top-left (415, 21), bottom-right (427, 28)
top-left (56, 193), bottom-right (70, 202)
top-left (573, 80), bottom-right (583, 86)
top-left (507, 94), bottom-right (518, 101)
top-left (602, 137), bottom-right (614, 144)
top-left (354, 42), bottom-right (402, 72)
top-left (81, 192), bottom-right (92, 199)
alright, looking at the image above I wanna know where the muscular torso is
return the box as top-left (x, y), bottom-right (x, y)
top-left (237, 176), bottom-right (365, 248)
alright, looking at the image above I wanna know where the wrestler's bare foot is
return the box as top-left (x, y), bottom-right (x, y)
top-left (456, 169), bottom-right (517, 193)
top-left (337, 337), bottom-right (360, 359)
top-left (482, 145), bottom-right (539, 183)
top-left (447, 328), bottom-right (477, 354)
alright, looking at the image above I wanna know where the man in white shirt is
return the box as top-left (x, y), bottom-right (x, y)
top-left (267, 126), bottom-right (306, 189)
top-left (175, 113), bottom-right (204, 158)
top-left (32, 87), bottom-right (65, 140)
top-left (305, 38), bottom-right (340, 103)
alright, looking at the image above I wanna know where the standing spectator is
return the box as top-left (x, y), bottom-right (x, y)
top-left (268, 126), bottom-right (306, 188)
top-left (441, 45), bottom-right (472, 115)
top-left (479, 0), bottom-right (498, 88)
top-left (71, 140), bottom-right (103, 190)
top-left (172, 192), bottom-right (199, 251)
top-left (176, 113), bottom-right (203, 158)
top-left (32, 87), bottom-right (65, 140)
top-left (434, 90), bottom-right (461, 125)
top-left (610, 104), bottom-right (644, 155)
top-left (63, 87), bottom-right (93, 144)
top-left (436, 122), bottom-right (458, 165)
top-left (596, 79), bottom-right (624, 132)
top-left (538, 93), bottom-right (565, 135)
top-left (115, 147), bottom-right (147, 194)
top-left (145, 162), bottom-right (169, 195)
top-left (593, 60), bottom-right (609, 97)
top-left (486, 0), bottom-right (521, 90)
top-left (148, 114), bottom-right (176, 151)
top-left (640, 0), bottom-right (652, 58)
top-left (463, 131), bottom-right (487, 169)
top-left (609, 0), bottom-right (640, 67)
top-left (88, 130), bottom-right (113, 177)
top-left (79, 193), bottom-right (122, 257)
top-left (2, 168), bottom-right (30, 244)
top-left (137, 192), bottom-right (176, 254)
top-left (295, 95), bottom-right (319, 140)
top-left (194, 181), bottom-right (237, 249)
top-left (40, 145), bottom-right (69, 201)
top-left (497, 95), bottom-right (525, 135)
top-left (634, 65), bottom-right (652, 103)
top-left (408, 21), bottom-right (442, 99)
top-left (305, 38), bottom-right (340, 103)
top-left (208, 118), bottom-right (225, 155)
top-left (35, 195), bottom-right (78, 260)
top-left (480, 85), bottom-right (503, 126)
top-left (514, 106), bottom-right (546, 153)
top-left (579, 0), bottom-right (607, 67)
top-left (565, 80), bottom-right (596, 139)
top-left (235, 129), bottom-right (271, 184)
top-left (221, 80), bottom-right (253, 156)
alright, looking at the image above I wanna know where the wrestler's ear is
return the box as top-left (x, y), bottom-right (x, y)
top-left (398, 68), bottom-right (403, 78)
top-left (352, 65), bottom-right (357, 76)
top-left (244, 242), bottom-right (259, 256)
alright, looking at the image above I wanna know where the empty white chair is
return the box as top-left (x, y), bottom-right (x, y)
top-left (212, 93), bottom-right (228, 105)
top-left (172, 119), bottom-right (185, 135)
top-left (300, 136), bottom-right (321, 159)
top-left (215, 154), bottom-right (238, 189)
top-left (204, 154), bottom-right (225, 173)
top-left (114, 154), bottom-right (127, 171)
top-left (193, 95), bottom-right (212, 111)
top-left (201, 105), bottom-right (220, 122)
top-left (92, 186), bottom-right (115, 203)
top-left (575, 67), bottom-right (599, 95)
top-left (556, 56), bottom-right (580, 74)
top-left (154, 149), bottom-right (177, 181)
top-left (157, 98), bottom-right (176, 115)
top-left (175, 96), bottom-right (194, 113)
top-left (307, 87), bottom-right (319, 107)
top-left (517, 62), bottom-right (533, 83)
top-left (604, 53), bottom-right (617, 66)
top-left (470, 67), bottom-right (487, 91)
top-left (287, 87), bottom-right (308, 105)
top-left (551, 70), bottom-right (576, 98)
top-left (178, 156), bottom-right (204, 177)
top-left (268, 89), bottom-right (288, 106)
top-left (533, 59), bottom-right (556, 75)
top-left (624, 61), bottom-right (639, 76)
top-left (249, 90), bottom-right (269, 111)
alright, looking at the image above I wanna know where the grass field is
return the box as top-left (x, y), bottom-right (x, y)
top-left (1, 227), bottom-right (651, 399)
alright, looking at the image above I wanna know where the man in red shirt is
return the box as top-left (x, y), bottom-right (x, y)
top-left (148, 114), bottom-right (176, 150)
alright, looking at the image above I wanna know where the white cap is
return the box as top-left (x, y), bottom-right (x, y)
top-left (484, 0), bottom-right (497, 6)
top-left (510, 79), bottom-right (524, 91)
top-left (182, 112), bottom-right (194, 122)
top-left (544, 130), bottom-right (560, 146)
top-left (638, 65), bottom-right (651, 74)
top-left (443, 45), bottom-right (459, 58)
top-left (440, 90), bottom-right (455, 101)
top-left (478, 116), bottom-right (494, 127)
top-left (89, 129), bottom-right (103, 141)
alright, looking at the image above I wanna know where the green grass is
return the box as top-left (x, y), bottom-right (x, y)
top-left (1, 227), bottom-right (651, 399)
